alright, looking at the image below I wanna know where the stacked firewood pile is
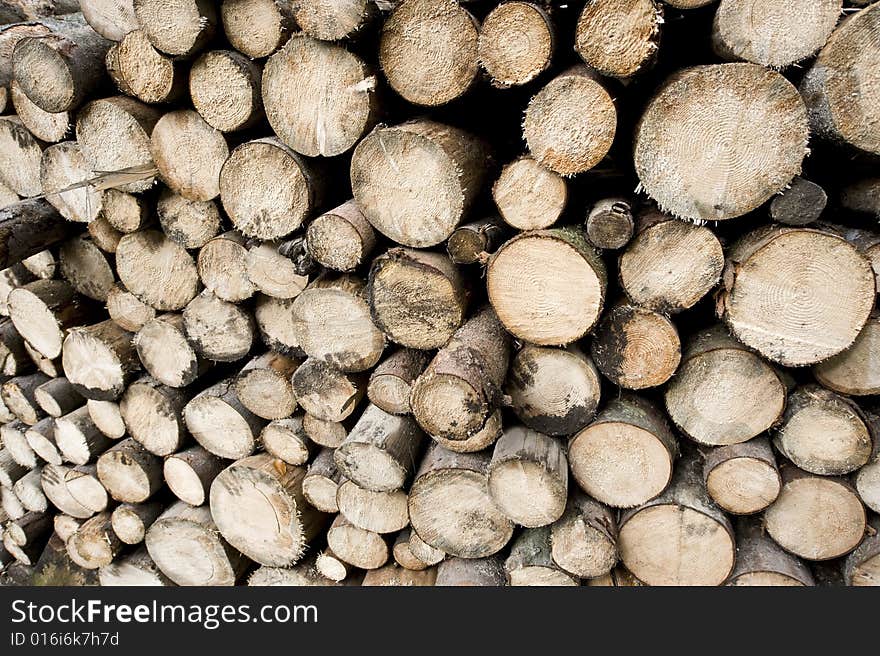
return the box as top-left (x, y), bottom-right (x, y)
top-left (1, 0), bottom-right (879, 587)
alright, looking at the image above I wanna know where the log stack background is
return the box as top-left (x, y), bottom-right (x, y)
top-left (1, 0), bottom-right (879, 587)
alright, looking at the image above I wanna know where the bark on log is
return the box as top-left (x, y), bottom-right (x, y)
top-left (618, 448), bottom-right (736, 586)
top-left (183, 378), bottom-right (265, 459)
top-left (134, 314), bottom-right (207, 388)
top-left (302, 447), bottom-right (342, 513)
top-left (569, 394), bottom-right (678, 508)
top-left (446, 217), bottom-right (506, 265)
top-left (291, 274), bottom-right (385, 372)
top-left (665, 325), bottom-right (787, 446)
top-left (10, 79), bottom-right (70, 143)
top-left (106, 284), bottom-right (155, 332)
top-left (550, 490), bottom-right (618, 579)
top-left (116, 230), bottom-right (200, 312)
top-left (0, 319), bottom-right (30, 376)
top-left (727, 517), bottom-right (814, 586)
top-left (261, 417), bottom-right (313, 466)
top-left (800, 3), bottom-right (880, 156)
top-left (478, 2), bottom-right (553, 88)
top-left (96, 437), bottom-right (163, 502)
top-left (150, 110), bottom-right (228, 202)
top-left (210, 453), bottom-right (329, 567)
top-left (133, 0), bottom-right (217, 58)
top-left (86, 399), bottom-right (125, 439)
top-left (1, 372), bottom-right (49, 425)
top-left (163, 444), bottom-right (226, 507)
top-left (436, 556), bottom-right (505, 586)
top-left (493, 157), bottom-right (566, 231)
top-left (844, 516), bottom-right (880, 586)
top-left (41, 463), bottom-right (108, 518)
top-left (80, 0), bottom-right (139, 41)
top-left (524, 65), bottom-right (616, 176)
top-left (220, 138), bottom-right (321, 241)
top-left (0, 447), bottom-right (28, 488)
top-left (145, 501), bottom-right (248, 586)
top-left (326, 514), bottom-right (389, 570)
top-left (586, 198), bottom-right (634, 250)
top-left (197, 231), bottom-right (255, 303)
top-left (720, 225), bottom-right (875, 366)
top-left (58, 235), bottom-right (114, 301)
top-left (62, 319), bottom-right (139, 401)
top-left (854, 424), bottom-right (880, 514)
top-left (335, 403), bottom-right (425, 492)
top-left (189, 50), bottom-right (262, 133)
top-left (235, 352), bottom-right (299, 421)
top-left (110, 501), bottom-right (163, 544)
top-left (408, 444), bottom-right (514, 558)
top-left (156, 189), bottom-right (221, 250)
top-left (410, 306), bottom-right (509, 439)
top-left (0, 202), bottom-right (73, 279)
top-left (336, 479), bottom-right (408, 534)
top-left (769, 177), bottom-right (828, 226)
top-left (245, 241), bottom-right (309, 300)
top-left (107, 30), bottom-right (183, 105)
top-left (703, 437), bottom-right (781, 515)
top-left (0, 1), bottom-right (79, 22)
top-left (183, 291), bottom-right (255, 362)
top-left (367, 349), bottom-right (429, 416)
top-left (505, 526), bottom-right (579, 586)
top-left (351, 120), bottom-right (490, 247)
top-left (306, 200), bottom-right (376, 273)
top-left (4, 510), bottom-right (52, 565)
top-left (54, 405), bottom-right (112, 465)
top-left (67, 510), bottom-right (123, 569)
top-left (575, 0), bottom-right (661, 78)
top-left (764, 465), bottom-right (866, 561)
top-left (219, 0), bottom-right (294, 59)
top-left (263, 34), bottom-right (377, 158)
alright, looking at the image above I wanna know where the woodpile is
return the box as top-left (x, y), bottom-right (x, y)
top-left (2, 0), bottom-right (880, 589)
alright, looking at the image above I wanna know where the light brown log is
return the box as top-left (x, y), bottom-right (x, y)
top-left (618, 448), bottom-right (735, 586)
top-left (524, 65), bottom-right (616, 176)
top-left (431, 409), bottom-right (503, 454)
top-left (219, 0), bottom-right (293, 59)
top-left (569, 394), bottom-right (678, 508)
top-left (505, 344), bottom-right (600, 437)
top-left (110, 501), bottom-right (164, 545)
top-left (487, 228), bottom-right (606, 345)
top-left (369, 248), bottom-right (467, 350)
top-left (245, 241), bottom-right (309, 300)
top-left (774, 385), bottom-right (872, 476)
top-left (7, 279), bottom-right (91, 359)
top-left (133, 0), bottom-right (217, 57)
top-left (86, 399), bottom-right (125, 440)
top-left (183, 378), bottom-right (265, 459)
top-left (10, 79), bottom-right (70, 143)
top-left (87, 215), bottom-right (123, 254)
top-left (13, 467), bottom-right (46, 512)
top-left (351, 120), bottom-right (490, 247)
top-left (190, 49), bottom-right (262, 133)
top-left (106, 284), bottom-right (155, 333)
top-left (506, 526), bottom-right (579, 586)
top-left (24, 417), bottom-right (60, 465)
top-left (392, 529), bottom-right (430, 571)
top-left (183, 290), bottom-right (254, 362)
top-left (302, 447), bottom-right (342, 513)
top-left (800, 3), bottom-right (880, 156)
top-left (326, 514), bottom-right (388, 570)
top-left (134, 314), bottom-right (207, 388)
top-left (703, 437), bottom-right (781, 515)
top-left (488, 426), bottom-right (568, 527)
top-left (261, 417), bottom-right (313, 466)
top-left (106, 29), bottom-right (183, 104)
top-left (720, 225), bottom-right (874, 366)
top-left (446, 217), bottom-right (507, 265)
top-left (586, 198), bottom-right (634, 250)
top-left (844, 516), bottom-right (880, 586)
top-left (727, 517), bottom-right (814, 586)
top-left (156, 188), bottom-right (221, 250)
top-left (408, 444), bottom-right (514, 558)
top-left (75, 95), bottom-right (161, 193)
top-left (1, 420), bottom-right (37, 468)
top-left (2, 372), bottom-right (48, 425)
top-left (493, 157), bottom-right (566, 231)
top-left (634, 63), bottom-right (808, 220)
top-left (100, 189), bottom-right (149, 234)
top-left (575, 0), bottom-right (661, 78)
top-left (436, 556), bottom-right (505, 586)
top-left (62, 319), bottom-right (139, 400)
top-left (814, 314), bottom-right (880, 396)
top-left (210, 453), bottom-right (329, 566)
top-left (116, 230), bottom-right (200, 312)
top-left (291, 274), bottom-right (385, 372)
top-left (0, 117), bottom-right (42, 198)
top-left (67, 510), bottom-right (123, 569)
top-left (39, 141), bottom-right (101, 224)
top-left (248, 554), bottom-right (356, 586)
top-left (220, 137), bottom-right (321, 240)
top-left (362, 562), bottom-right (437, 586)
top-left (80, 0), bottom-right (139, 41)
top-left (380, 0), bottom-right (478, 106)
top-left (254, 294), bottom-right (301, 356)
top-left (197, 231), bottom-right (255, 303)
top-left (550, 490), bottom-right (618, 579)
top-left (367, 349), bottom-right (429, 416)
top-left (58, 235), bottom-right (114, 301)
top-left (12, 13), bottom-right (111, 113)
top-left (96, 437), bottom-right (163, 502)
top-left (99, 546), bottom-right (173, 586)
top-left (54, 405), bottom-right (112, 465)
top-left (41, 463), bottom-right (108, 519)
top-left (336, 479), bottom-right (408, 534)
top-left (235, 352), bottom-right (299, 421)
top-left (53, 514), bottom-right (82, 543)
top-left (478, 2), bottom-right (553, 88)
top-left (410, 306), bottom-right (509, 440)
top-left (621, 210), bottom-right (719, 312)
top-left (315, 547), bottom-right (352, 583)
top-left (764, 465), bottom-right (866, 561)
top-left (665, 325), bottom-right (787, 446)
top-left (163, 444), bottom-right (226, 506)
top-left (145, 501), bottom-right (248, 586)
top-left (293, 0), bottom-right (375, 40)
top-left (302, 413), bottom-right (352, 449)
top-left (335, 403), bottom-right (425, 492)
top-left (150, 110), bottom-right (228, 202)
top-left (306, 200), bottom-right (376, 273)
top-left (769, 177), bottom-right (828, 226)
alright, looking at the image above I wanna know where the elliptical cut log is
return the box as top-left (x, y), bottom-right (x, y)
top-left (133, 0), bottom-right (217, 58)
top-left (478, 2), bottom-right (553, 88)
top-left (575, 0), bottom-right (661, 78)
